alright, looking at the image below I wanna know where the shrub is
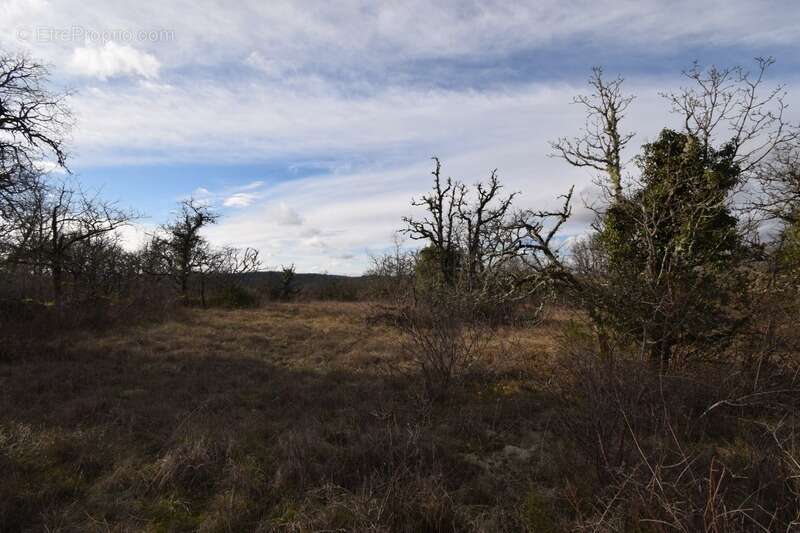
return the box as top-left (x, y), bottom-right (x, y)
top-left (398, 289), bottom-right (495, 401)
top-left (209, 285), bottom-right (260, 309)
top-left (549, 342), bottom-right (800, 531)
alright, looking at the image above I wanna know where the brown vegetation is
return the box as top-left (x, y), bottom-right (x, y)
top-left (1, 302), bottom-right (559, 532)
top-left (2, 50), bottom-right (800, 532)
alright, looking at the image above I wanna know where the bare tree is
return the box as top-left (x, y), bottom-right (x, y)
top-left (753, 142), bottom-right (800, 226)
top-left (47, 184), bottom-right (134, 308)
top-left (663, 57), bottom-right (799, 174)
top-left (402, 157), bottom-right (465, 285)
top-left (148, 199), bottom-right (219, 301)
top-left (508, 187), bottom-right (609, 332)
top-left (198, 245), bottom-right (261, 307)
top-left (551, 68), bottom-right (635, 201)
top-left (365, 234), bottom-right (417, 301)
top-left (457, 169), bottom-right (518, 291)
top-left (0, 54), bottom-right (72, 243)
top-left (215, 246), bottom-right (261, 277)
top-left (403, 158), bottom-right (527, 303)
top-left (512, 187), bottom-right (575, 284)
top-left (3, 181), bottom-right (136, 308)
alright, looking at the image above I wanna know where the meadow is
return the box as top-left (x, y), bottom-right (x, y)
top-left (1, 303), bottom-right (566, 532)
top-left (3, 300), bottom-right (798, 532)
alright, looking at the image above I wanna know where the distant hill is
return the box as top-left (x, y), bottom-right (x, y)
top-left (233, 271), bottom-right (370, 300)
top-left (237, 271), bottom-right (366, 289)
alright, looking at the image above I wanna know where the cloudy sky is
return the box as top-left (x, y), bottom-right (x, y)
top-left (3, 1), bottom-right (800, 274)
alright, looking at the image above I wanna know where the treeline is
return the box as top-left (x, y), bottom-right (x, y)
top-left (0, 53), bottom-right (275, 331)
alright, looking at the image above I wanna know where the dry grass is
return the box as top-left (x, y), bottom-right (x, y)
top-left (0, 302), bottom-right (562, 532)
top-left (4, 302), bottom-right (797, 531)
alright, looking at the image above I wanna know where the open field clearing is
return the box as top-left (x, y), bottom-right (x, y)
top-left (1, 303), bottom-right (571, 532)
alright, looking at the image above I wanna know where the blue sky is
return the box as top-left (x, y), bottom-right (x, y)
top-left (3, 0), bottom-right (800, 274)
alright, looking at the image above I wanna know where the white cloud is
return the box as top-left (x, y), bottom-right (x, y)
top-left (3, 0), bottom-right (799, 273)
top-left (275, 202), bottom-right (303, 226)
top-left (69, 42), bottom-right (160, 79)
top-left (115, 221), bottom-right (156, 251)
top-left (4, 1), bottom-right (799, 84)
top-left (239, 180), bottom-right (265, 191)
top-left (223, 192), bottom-right (258, 207)
top-left (33, 160), bottom-right (68, 175)
top-left (245, 51), bottom-right (295, 78)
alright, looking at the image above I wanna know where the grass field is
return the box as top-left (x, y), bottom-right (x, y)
top-left (1, 303), bottom-right (568, 532)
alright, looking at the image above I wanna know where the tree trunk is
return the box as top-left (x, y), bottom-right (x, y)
top-left (179, 270), bottom-right (189, 302)
top-left (51, 212), bottom-right (63, 309)
top-left (52, 253), bottom-right (63, 309)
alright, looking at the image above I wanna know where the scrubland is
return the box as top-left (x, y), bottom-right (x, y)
top-left (2, 302), bottom-right (798, 532)
top-left (3, 50), bottom-right (800, 532)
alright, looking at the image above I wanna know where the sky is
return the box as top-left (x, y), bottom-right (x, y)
top-left (2, 0), bottom-right (800, 274)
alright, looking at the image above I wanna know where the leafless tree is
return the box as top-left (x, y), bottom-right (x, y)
top-left (147, 199), bottom-right (219, 301)
top-left (512, 187), bottom-right (576, 288)
top-left (0, 54), bottom-right (72, 241)
top-left (752, 142), bottom-right (800, 226)
top-left (403, 158), bottom-right (527, 304)
top-left (215, 246), bottom-right (261, 277)
top-left (0, 55), bottom-right (71, 187)
top-left (402, 157), bottom-right (465, 285)
top-left (3, 180), bottom-right (135, 308)
top-left (457, 169), bottom-right (518, 290)
top-left (551, 68), bottom-right (635, 201)
top-left (197, 245), bottom-right (260, 307)
top-left (507, 187), bottom-right (618, 341)
top-left (46, 184), bottom-right (134, 308)
top-left (663, 57), bottom-right (799, 174)
top-left (365, 233), bottom-right (417, 301)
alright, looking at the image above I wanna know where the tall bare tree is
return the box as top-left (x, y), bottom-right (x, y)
top-left (45, 184), bottom-right (134, 308)
top-left (551, 67), bottom-right (634, 201)
top-left (663, 57), bottom-right (798, 174)
top-left (457, 170), bottom-right (518, 290)
top-left (402, 157), bottom-right (465, 286)
top-left (0, 53), bottom-right (72, 240)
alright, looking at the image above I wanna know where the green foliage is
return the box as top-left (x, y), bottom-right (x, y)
top-left (209, 285), bottom-right (260, 309)
top-left (414, 245), bottom-right (462, 295)
top-left (594, 129), bottom-right (747, 363)
top-left (276, 264), bottom-right (299, 301)
top-left (600, 130), bottom-right (741, 268)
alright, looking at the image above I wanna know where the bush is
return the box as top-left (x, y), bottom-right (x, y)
top-left (548, 340), bottom-right (800, 531)
top-left (209, 285), bottom-right (260, 309)
top-left (398, 289), bottom-right (495, 402)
